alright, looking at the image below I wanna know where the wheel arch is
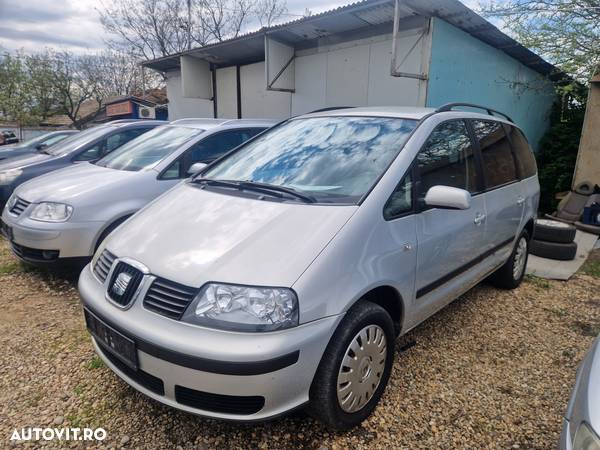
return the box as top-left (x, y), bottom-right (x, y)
top-left (93, 213), bottom-right (135, 252)
top-left (353, 285), bottom-right (405, 336)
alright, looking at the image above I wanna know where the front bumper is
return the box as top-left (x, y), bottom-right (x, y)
top-left (1, 208), bottom-right (103, 260)
top-left (78, 264), bottom-right (342, 421)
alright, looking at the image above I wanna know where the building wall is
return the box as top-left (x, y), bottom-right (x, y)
top-left (165, 70), bottom-right (213, 120)
top-left (291, 33), bottom-right (428, 116)
top-left (426, 18), bottom-right (556, 150)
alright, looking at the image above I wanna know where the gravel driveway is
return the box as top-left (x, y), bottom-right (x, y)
top-left (0, 240), bottom-right (599, 449)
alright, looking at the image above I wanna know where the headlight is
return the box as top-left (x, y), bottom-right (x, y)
top-left (182, 282), bottom-right (299, 332)
top-left (29, 202), bottom-right (73, 222)
top-left (574, 422), bottom-right (600, 450)
top-left (5, 194), bottom-right (17, 210)
top-left (0, 169), bottom-right (22, 185)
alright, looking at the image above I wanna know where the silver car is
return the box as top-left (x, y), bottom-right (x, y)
top-left (1, 119), bottom-right (273, 264)
top-left (559, 335), bottom-right (600, 450)
top-left (79, 105), bottom-right (539, 429)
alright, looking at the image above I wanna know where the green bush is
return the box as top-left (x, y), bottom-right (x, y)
top-left (536, 92), bottom-right (586, 214)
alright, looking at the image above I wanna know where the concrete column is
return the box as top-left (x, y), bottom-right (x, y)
top-left (573, 70), bottom-right (600, 187)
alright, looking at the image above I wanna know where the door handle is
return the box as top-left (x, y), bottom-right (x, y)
top-left (517, 196), bottom-right (525, 206)
top-left (474, 212), bottom-right (486, 226)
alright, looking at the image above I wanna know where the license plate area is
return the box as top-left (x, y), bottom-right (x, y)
top-left (84, 308), bottom-right (138, 370)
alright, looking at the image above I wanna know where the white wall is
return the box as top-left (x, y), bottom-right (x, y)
top-left (240, 62), bottom-right (292, 119)
top-left (291, 32), bottom-right (428, 116)
top-left (165, 71), bottom-right (213, 120)
top-left (216, 67), bottom-right (238, 119)
top-left (164, 26), bottom-right (429, 120)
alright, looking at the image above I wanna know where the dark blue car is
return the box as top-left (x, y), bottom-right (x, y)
top-left (0, 120), bottom-right (165, 209)
top-left (0, 130), bottom-right (80, 161)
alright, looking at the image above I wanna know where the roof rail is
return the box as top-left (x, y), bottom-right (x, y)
top-left (435, 103), bottom-right (513, 123)
top-left (308, 106), bottom-right (355, 114)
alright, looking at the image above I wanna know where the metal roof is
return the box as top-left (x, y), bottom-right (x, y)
top-left (142, 0), bottom-right (558, 78)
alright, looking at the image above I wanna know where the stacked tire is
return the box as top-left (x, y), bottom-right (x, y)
top-left (530, 219), bottom-right (578, 261)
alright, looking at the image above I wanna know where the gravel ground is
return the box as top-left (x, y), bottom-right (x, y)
top-left (0, 240), bottom-right (599, 449)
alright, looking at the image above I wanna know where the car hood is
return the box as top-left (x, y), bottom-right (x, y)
top-left (17, 163), bottom-right (138, 204)
top-left (104, 183), bottom-right (357, 288)
top-left (0, 152), bottom-right (52, 170)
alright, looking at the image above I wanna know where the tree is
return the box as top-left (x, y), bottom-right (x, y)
top-left (0, 52), bottom-right (36, 126)
top-left (99, 0), bottom-right (288, 61)
top-left (482, 1), bottom-right (600, 81)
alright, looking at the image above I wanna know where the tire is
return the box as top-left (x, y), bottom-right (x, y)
top-left (533, 219), bottom-right (576, 244)
top-left (489, 230), bottom-right (529, 290)
top-left (574, 181), bottom-right (594, 196)
top-left (530, 239), bottom-right (577, 261)
top-left (307, 301), bottom-right (395, 430)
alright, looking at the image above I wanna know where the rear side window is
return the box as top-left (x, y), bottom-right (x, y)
top-left (416, 120), bottom-right (479, 201)
top-left (505, 125), bottom-right (537, 178)
top-left (189, 128), bottom-right (263, 163)
top-left (472, 120), bottom-right (517, 188)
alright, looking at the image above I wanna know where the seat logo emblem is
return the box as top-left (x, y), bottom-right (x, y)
top-left (112, 272), bottom-right (132, 296)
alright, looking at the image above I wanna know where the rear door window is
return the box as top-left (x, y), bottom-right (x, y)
top-left (416, 119), bottom-right (480, 203)
top-left (472, 120), bottom-right (517, 188)
top-left (505, 125), bottom-right (537, 179)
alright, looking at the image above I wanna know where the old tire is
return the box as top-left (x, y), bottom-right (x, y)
top-left (533, 219), bottom-right (576, 244)
top-left (489, 231), bottom-right (529, 290)
top-left (530, 239), bottom-right (577, 261)
top-left (307, 301), bottom-right (395, 430)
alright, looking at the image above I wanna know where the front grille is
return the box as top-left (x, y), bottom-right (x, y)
top-left (93, 250), bottom-right (116, 283)
top-left (143, 278), bottom-right (197, 319)
top-left (97, 344), bottom-right (164, 395)
top-left (107, 262), bottom-right (144, 307)
top-left (175, 385), bottom-right (265, 415)
top-left (9, 197), bottom-right (30, 216)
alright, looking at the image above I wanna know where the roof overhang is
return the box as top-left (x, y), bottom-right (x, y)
top-left (143, 0), bottom-right (559, 79)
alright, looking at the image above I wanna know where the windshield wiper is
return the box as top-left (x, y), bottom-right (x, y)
top-left (192, 178), bottom-right (316, 203)
top-left (239, 181), bottom-right (316, 203)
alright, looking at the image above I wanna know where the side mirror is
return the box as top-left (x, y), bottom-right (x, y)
top-left (187, 162), bottom-right (207, 175)
top-left (424, 185), bottom-right (471, 210)
top-left (36, 143), bottom-right (48, 150)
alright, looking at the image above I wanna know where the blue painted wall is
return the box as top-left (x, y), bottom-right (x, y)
top-left (426, 18), bottom-right (556, 151)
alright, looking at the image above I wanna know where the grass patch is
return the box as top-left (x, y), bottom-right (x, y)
top-left (572, 320), bottom-right (600, 337)
top-left (581, 259), bottom-right (600, 278)
top-left (73, 385), bottom-right (84, 396)
top-left (525, 274), bottom-right (551, 289)
top-left (86, 356), bottom-right (104, 370)
top-left (544, 307), bottom-right (567, 318)
top-left (0, 261), bottom-right (22, 275)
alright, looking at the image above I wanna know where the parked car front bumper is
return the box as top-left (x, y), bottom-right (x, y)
top-left (1, 208), bottom-right (104, 261)
top-left (78, 265), bottom-right (342, 421)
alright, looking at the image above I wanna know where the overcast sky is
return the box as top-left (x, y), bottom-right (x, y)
top-left (0, 0), bottom-right (480, 55)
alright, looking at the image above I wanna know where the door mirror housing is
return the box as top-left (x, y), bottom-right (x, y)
top-left (36, 143), bottom-right (48, 150)
top-left (424, 185), bottom-right (471, 210)
top-left (188, 162), bottom-right (207, 175)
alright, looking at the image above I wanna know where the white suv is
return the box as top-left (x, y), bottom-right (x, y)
top-left (79, 104), bottom-right (539, 429)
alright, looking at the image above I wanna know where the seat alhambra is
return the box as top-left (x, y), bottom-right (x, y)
top-left (78, 105), bottom-right (539, 429)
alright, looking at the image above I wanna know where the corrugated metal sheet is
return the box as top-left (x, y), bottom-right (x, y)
top-left (143, 0), bottom-right (558, 78)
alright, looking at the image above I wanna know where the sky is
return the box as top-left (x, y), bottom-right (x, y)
top-left (0, 0), bottom-right (481, 55)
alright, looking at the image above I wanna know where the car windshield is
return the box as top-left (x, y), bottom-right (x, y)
top-left (46, 126), bottom-right (109, 156)
top-left (96, 125), bottom-right (202, 171)
top-left (10, 132), bottom-right (66, 149)
top-left (202, 116), bottom-right (418, 203)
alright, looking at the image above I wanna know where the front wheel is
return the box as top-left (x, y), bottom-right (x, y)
top-left (489, 230), bottom-right (529, 289)
top-left (307, 301), bottom-right (395, 430)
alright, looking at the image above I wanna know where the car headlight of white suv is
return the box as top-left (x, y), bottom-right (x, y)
top-left (0, 169), bottom-right (22, 185)
top-left (182, 282), bottom-right (299, 331)
top-left (29, 202), bottom-right (73, 222)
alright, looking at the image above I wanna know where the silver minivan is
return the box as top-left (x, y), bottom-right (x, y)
top-left (79, 105), bottom-right (539, 429)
